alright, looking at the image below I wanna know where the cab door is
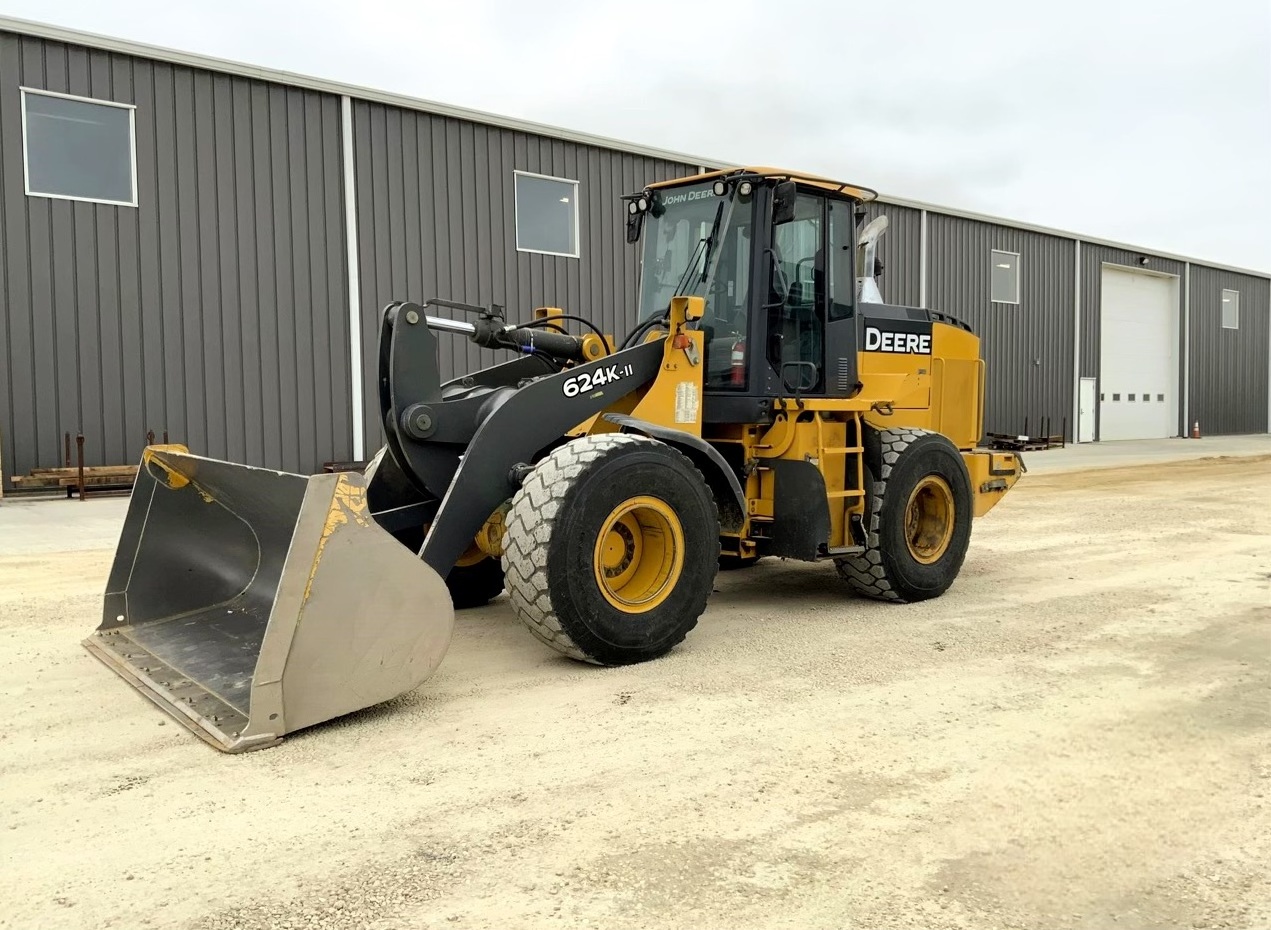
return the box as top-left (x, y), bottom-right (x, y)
top-left (764, 190), bottom-right (827, 395)
top-left (823, 197), bottom-right (860, 397)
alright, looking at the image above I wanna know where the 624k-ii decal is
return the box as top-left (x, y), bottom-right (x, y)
top-left (562, 363), bottom-right (636, 397)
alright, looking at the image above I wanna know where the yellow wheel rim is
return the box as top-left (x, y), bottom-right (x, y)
top-left (455, 542), bottom-right (487, 567)
top-left (904, 475), bottom-right (955, 564)
top-left (420, 520), bottom-right (488, 568)
top-left (592, 496), bottom-right (684, 613)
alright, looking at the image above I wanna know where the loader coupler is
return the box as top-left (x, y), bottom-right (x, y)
top-left (84, 447), bottom-right (454, 753)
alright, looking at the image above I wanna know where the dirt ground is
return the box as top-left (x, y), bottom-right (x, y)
top-left (2, 454), bottom-right (1269, 930)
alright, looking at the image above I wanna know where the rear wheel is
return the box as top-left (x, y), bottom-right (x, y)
top-left (835, 427), bottom-right (973, 602)
top-left (445, 550), bottom-right (505, 609)
top-left (502, 434), bottom-right (720, 665)
top-left (391, 528), bottom-right (505, 610)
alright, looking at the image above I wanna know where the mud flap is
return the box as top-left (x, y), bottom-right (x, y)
top-left (83, 447), bottom-right (454, 753)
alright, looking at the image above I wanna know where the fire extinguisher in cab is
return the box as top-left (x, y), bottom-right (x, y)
top-left (730, 337), bottom-right (746, 386)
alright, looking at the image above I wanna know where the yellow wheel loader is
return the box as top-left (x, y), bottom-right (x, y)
top-left (84, 167), bottom-right (1023, 752)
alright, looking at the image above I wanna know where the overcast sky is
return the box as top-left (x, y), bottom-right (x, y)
top-left (3, 0), bottom-right (1268, 270)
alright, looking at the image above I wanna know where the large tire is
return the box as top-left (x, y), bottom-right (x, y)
top-left (502, 434), bottom-right (720, 665)
top-left (835, 427), bottom-right (973, 603)
top-left (445, 557), bottom-right (505, 609)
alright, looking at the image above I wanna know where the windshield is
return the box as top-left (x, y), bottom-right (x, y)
top-left (636, 181), bottom-right (751, 326)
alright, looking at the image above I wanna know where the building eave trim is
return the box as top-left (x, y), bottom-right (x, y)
top-left (0, 13), bottom-right (722, 169)
top-left (3, 13), bottom-right (1268, 282)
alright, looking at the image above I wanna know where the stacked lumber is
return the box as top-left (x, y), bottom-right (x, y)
top-left (4, 430), bottom-right (164, 499)
top-left (11, 465), bottom-right (138, 490)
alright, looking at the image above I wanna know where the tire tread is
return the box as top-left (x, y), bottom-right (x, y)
top-left (502, 434), bottom-right (717, 664)
top-left (835, 427), bottom-right (938, 603)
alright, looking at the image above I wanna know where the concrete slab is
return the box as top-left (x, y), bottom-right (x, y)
top-left (4, 446), bottom-right (1270, 930)
top-left (0, 496), bottom-right (130, 555)
top-left (1008, 433), bottom-right (1271, 475)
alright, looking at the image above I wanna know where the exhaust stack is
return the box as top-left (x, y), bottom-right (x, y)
top-left (857, 215), bottom-right (889, 305)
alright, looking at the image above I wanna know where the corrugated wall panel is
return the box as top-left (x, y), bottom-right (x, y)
top-left (1188, 266), bottom-right (1270, 435)
top-left (1077, 245), bottom-right (1186, 439)
top-left (0, 31), bottom-right (351, 486)
top-left (0, 43), bottom-right (17, 476)
top-left (862, 200), bottom-right (922, 308)
top-left (211, 74), bottom-right (242, 462)
top-left (352, 100), bottom-right (698, 454)
top-left (927, 214), bottom-right (1075, 439)
top-left (6, 25), bottom-right (1266, 489)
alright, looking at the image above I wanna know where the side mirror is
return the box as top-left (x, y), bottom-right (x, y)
top-left (626, 212), bottom-right (644, 244)
top-left (772, 180), bottom-right (797, 226)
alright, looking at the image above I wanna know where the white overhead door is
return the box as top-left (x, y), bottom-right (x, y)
top-left (1099, 267), bottom-right (1179, 440)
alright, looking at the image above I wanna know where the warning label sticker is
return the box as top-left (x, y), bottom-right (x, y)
top-left (674, 381), bottom-right (700, 424)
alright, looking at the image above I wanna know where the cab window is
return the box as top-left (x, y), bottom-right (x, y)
top-left (768, 193), bottom-right (825, 391)
top-left (827, 200), bottom-right (856, 320)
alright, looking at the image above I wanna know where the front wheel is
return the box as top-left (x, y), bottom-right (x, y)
top-left (502, 434), bottom-right (720, 665)
top-left (835, 427), bottom-right (973, 602)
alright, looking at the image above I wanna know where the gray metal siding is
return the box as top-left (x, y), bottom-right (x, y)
top-left (1187, 266), bottom-right (1270, 434)
top-left (352, 100), bottom-right (698, 454)
top-left (4, 24), bottom-right (1268, 494)
top-left (1077, 246), bottom-right (1186, 438)
top-left (926, 214), bottom-right (1075, 438)
top-left (0, 31), bottom-right (350, 486)
top-left (861, 200), bottom-right (922, 308)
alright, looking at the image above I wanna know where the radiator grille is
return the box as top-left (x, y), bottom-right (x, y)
top-left (837, 358), bottom-right (852, 392)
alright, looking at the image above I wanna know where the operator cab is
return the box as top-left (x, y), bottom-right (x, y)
top-left (626, 169), bottom-right (882, 422)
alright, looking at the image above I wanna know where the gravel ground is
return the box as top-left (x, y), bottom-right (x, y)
top-left (1, 453), bottom-right (1269, 930)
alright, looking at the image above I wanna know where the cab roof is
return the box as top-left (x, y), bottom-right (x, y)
top-left (647, 166), bottom-right (879, 203)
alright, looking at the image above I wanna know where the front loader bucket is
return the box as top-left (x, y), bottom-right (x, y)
top-left (83, 447), bottom-right (454, 753)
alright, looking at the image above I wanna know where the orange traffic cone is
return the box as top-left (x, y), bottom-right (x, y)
top-left (1192, 421), bottom-right (1201, 439)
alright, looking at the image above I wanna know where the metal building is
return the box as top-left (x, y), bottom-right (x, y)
top-left (1, 15), bottom-right (1268, 490)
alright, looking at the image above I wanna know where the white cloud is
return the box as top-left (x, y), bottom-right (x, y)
top-left (2, 0), bottom-right (1268, 269)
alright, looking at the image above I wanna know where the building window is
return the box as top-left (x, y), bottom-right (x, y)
top-left (991, 249), bottom-right (1020, 304)
top-left (514, 171), bottom-right (579, 258)
top-left (1221, 289), bottom-right (1239, 329)
top-left (21, 88), bottom-right (137, 206)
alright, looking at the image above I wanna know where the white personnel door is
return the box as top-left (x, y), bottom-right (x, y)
top-left (1079, 377), bottom-right (1097, 442)
top-left (1098, 267), bottom-right (1179, 440)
